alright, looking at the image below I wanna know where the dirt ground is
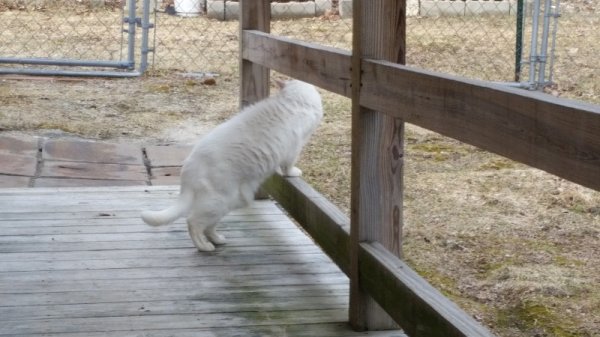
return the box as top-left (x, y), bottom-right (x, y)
top-left (1, 3), bottom-right (600, 337)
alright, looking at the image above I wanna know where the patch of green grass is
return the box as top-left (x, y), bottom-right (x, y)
top-left (410, 142), bottom-right (456, 162)
top-left (147, 84), bottom-right (173, 94)
top-left (497, 300), bottom-right (586, 337)
top-left (34, 122), bottom-right (84, 135)
top-left (406, 261), bottom-right (459, 299)
top-left (479, 158), bottom-right (516, 171)
top-left (553, 255), bottom-right (585, 268)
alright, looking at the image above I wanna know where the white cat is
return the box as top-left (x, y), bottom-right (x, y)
top-left (141, 80), bottom-right (323, 251)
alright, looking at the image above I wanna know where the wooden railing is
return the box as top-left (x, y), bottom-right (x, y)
top-left (240, 1), bottom-right (600, 336)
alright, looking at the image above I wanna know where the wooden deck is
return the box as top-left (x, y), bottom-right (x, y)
top-left (0, 186), bottom-right (405, 336)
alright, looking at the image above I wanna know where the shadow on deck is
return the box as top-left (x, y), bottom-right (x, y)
top-left (0, 186), bottom-right (405, 336)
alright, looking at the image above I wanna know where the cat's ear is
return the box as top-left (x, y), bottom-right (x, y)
top-left (275, 79), bottom-right (286, 89)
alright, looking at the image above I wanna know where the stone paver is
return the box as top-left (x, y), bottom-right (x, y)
top-left (0, 136), bottom-right (39, 187)
top-left (151, 166), bottom-right (182, 185)
top-left (0, 134), bottom-right (188, 188)
top-left (35, 178), bottom-right (146, 188)
top-left (0, 175), bottom-right (31, 188)
top-left (0, 153), bottom-right (38, 177)
top-left (41, 161), bottom-right (148, 181)
top-left (151, 176), bottom-right (182, 186)
top-left (145, 144), bottom-right (192, 167)
top-left (43, 139), bottom-right (144, 165)
top-left (0, 135), bottom-right (39, 156)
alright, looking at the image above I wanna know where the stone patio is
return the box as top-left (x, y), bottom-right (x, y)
top-left (0, 134), bottom-right (192, 188)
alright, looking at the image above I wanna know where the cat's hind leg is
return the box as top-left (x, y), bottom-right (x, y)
top-left (187, 219), bottom-right (215, 252)
top-left (206, 225), bottom-right (226, 245)
top-left (186, 206), bottom-right (226, 252)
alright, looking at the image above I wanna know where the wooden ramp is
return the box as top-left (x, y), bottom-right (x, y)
top-left (0, 186), bottom-right (405, 337)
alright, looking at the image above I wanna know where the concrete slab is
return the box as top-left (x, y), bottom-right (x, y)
top-left (145, 144), bottom-right (192, 167)
top-left (0, 135), bottom-right (39, 157)
top-left (0, 175), bottom-right (31, 188)
top-left (151, 176), bottom-right (182, 186)
top-left (0, 135), bottom-right (198, 188)
top-left (207, 0), bottom-right (318, 20)
top-left (339, 0), bottom-right (419, 18)
top-left (339, 0), bottom-right (352, 18)
top-left (151, 166), bottom-right (182, 186)
top-left (0, 153), bottom-right (38, 177)
top-left (465, 0), bottom-right (510, 15)
top-left (152, 166), bottom-right (181, 178)
top-left (271, 1), bottom-right (316, 19)
top-left (35, 178), bottom-right (147, 188)
top-left (421, 0), bottom-right (466, 16)
top-left (43, 139), bottom-right (144, 165)
top-left (41, 161), bottom-right (148, 181)
top-left (315, 0), bottom-right (331, 15)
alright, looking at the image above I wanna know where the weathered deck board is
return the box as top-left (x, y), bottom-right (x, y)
top-left (0, 186), bottom-right (405, 336)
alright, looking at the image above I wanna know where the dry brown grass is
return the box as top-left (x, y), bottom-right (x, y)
top-left (1, 6), bottom-right (599, 337)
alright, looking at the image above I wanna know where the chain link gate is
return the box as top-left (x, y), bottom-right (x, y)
top-left (0, 0), bottom-right (153, 77)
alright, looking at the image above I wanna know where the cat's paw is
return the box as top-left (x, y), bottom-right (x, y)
top-left (195, 239), bottom-right (216, 252)
top-left (206, 228), bottom-right (227, 245)
top-left (190, 232), bottom-right (216, 252)
top-left (285, 166), bottom-right (302, 177)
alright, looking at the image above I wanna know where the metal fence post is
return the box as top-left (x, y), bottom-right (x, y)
top-left (515, 0), bottom-right (524, 82)
top-left (126, 0), bottom-right (137, 70)
top-left (140, 0), bottom-right (154, 73)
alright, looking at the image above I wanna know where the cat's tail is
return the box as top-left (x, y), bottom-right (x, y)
top-left (141, 190), bottom-right (193, 226)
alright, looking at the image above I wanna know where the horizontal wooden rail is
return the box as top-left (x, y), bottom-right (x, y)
top-left (242, 30), bottom-right (600, 192)
top-left (262, 174), bottom-right (495, 337)
top-left (262, 174), bottom-right (351, 274)
top-left (360, 60), bottom-right (600, 191)
top-left (242, 30), bottom-right (352, 97)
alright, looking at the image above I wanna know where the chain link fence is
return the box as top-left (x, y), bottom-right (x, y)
top-left (407, 0), bottom-right (518, 82)
top-left (151, 0), bottom-right (352, 76)
top-left (547, 1), bottom-right (599, 103)
top-left (0, 0), bottom-right (598, 103)
top-left (0, 0), bottom-right (134, 75)
top-left (408, 0), bottom-right (598, 103)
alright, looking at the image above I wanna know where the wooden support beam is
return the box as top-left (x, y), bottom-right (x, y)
top-left (263, 174), bottom-right (351, 274)
top-left (240, 0), bottom-right (270, 199)
top-left (262, 175), bottom-right (496, 336)
top-left (359, 243), bottom-right (496, 337)
top-left (239, 0), bottom-right (271, 108)
top-left (350, 0), bottom-right (406, 331)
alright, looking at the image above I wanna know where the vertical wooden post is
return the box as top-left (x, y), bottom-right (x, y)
top-left (240, 0), bottom-right (271, 199)
top-left (240, 0), bottom-right (271, 108)
top-left (350, 0), bottom-right (406, 331)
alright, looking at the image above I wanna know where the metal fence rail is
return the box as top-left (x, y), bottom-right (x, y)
top-left (0, 0), bottom-right (153, 77)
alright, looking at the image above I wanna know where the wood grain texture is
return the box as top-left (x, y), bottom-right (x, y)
top-left (240, 0), bottom-right (270, 108)
top-left (350, 0), bottom-right (406, 330)
top-left (360, 59), bottom-right (600, 191)
top-left (260, 175), bottom-right (493, 336)
top-left (263, 174), bottom-right (351, 275)
top-left (0, 186), bottom-right (406, 337)
top-left (240, 0), bottom-right (271, 199)
top-left (242, 30), bottom-right (352, 97)
top-left (359, 243), bottom-right (496, 337)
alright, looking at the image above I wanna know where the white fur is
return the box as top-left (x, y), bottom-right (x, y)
top-left (141, 80), bottom-right (323, 251)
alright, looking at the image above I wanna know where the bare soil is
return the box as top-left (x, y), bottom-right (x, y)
top-left (1, 6), bottom-right (599, 337)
